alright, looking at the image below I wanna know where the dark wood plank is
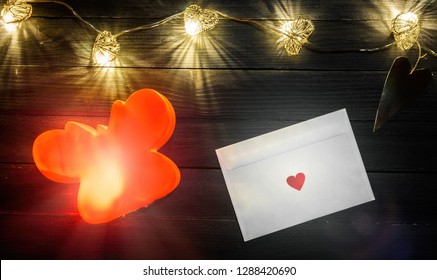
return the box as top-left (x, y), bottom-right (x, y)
top-left (1, 68), bottom-right (436, 119)
top-left (1, 0), bottom-right (436, 261)
top-left (1, 18), bottom-right (436, 70)
top-left (1, 164), bottom-right (436, 225)
top-left (0, 213), bottom-right (434, 259)
top-left (27, 0), bottom-right (437, 20)
top-left (1, 115), bottom-right (436, 172)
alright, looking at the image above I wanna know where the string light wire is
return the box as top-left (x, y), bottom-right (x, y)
top-left (305, 41), bottom-right (396, 53)
top-left (216, 11), bottom-right (289, 37)
top-left (423, 46), bottom-right (437, 57)
top-left (113, 12), bottom-right (184, 38)
top-left (410, 41), bottom-right (427, 74)
top-left (1, 1), bottom-right (437, 65)
top-left (26, 0), bottom-right (101, 33)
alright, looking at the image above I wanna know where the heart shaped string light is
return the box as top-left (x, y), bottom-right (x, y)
top-left (1, 0), bottom-right (32, 24)
top-left (391, 12), bottom-right (421, 50)
top-left (373, 12), bottom-right (433, 131)
top-left (184, 4), bottom-right (219, 36)
top-left (278, 18), bottom-right (314, 55)
top-left (1, 1), bottom-right (436, 68)
top-left (92, 31), bottom-right (120, 65)
top-left (1, 1), bottom-right (318, 63)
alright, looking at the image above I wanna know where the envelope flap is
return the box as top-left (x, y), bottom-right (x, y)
top-left (216, 109), bottom-right (350, 171)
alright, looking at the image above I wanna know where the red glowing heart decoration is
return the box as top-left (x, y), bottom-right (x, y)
top-left (286, 173), bottom-right (305, 191)
top-left (32, 89), bottom-right (180, 224)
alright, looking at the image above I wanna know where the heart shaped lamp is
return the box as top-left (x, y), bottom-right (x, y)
top-left (374, 56), bottom-right (432, 131)
top-left (92, 31), bottom-right (120, 66)
top-left (279, 18), bottom-right (314, 56)
top-left (1, 0), bottom-right (32, 24)
top-left (391, 12), bottom-right (420, 51)
top-left (184, 4), bottom-right (219, 36)
top-left (33, 89), bottom-right (180, 224)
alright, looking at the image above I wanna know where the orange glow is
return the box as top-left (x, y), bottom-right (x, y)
top-left (32, 89), bottom-right (180, 224)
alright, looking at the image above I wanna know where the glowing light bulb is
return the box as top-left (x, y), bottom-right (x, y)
top-left (278, 18), bottom-right (314, 56)
top-left (92, 31), bottom-right (120, 66)
top-left (1, 0), bottom-right (32, 24)
top-left (391, 12), bottom-right (420, 50)
top-left (184, 4), bottom-right (218, 36)
top-left (185, 19), bottom-right (202, 36)
top-left (4, 22), bottom-right (19, 32)
top-left (2, 10), bottom-right (15, 23)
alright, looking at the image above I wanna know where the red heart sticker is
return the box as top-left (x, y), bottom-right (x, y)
top-left (286, 173), bottom-right (305, 191)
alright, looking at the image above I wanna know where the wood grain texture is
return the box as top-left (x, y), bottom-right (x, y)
top-left (0, 115), bottom-right (436, 172)
top-left (1, 165), bottom-right (436, 224)
top-left (0, 68), bottom-right (436, 118)
top-left (0, 0), bottom-right (436, 259)
top-left (0, 213), bottom-right (435, 259)
top-left (24, 0), bottom-right (437, 20)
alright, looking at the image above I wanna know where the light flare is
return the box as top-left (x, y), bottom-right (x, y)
top-left (1, 0), bottom-right (32, 24)
top-left (278, 18), bottom-right (314, 56)
top-left (92, 31), bottom-right (120, 66)
top-left (184, 4), bottom-right (219, 36)
top-left (79, 159), bottom-right (124, 213)
top-left (391, 12), bottom-right (420, 50)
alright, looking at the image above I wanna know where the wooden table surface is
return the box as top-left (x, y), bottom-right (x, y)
top-left (0, 0), bottom-right (436, 259)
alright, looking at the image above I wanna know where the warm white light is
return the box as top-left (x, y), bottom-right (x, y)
top-left (4, 22), bottom-right (19, 32)
top-left (391, 12), bottom-right (420, 50)
top-left (92, 31), bottom-right (120, 66)
top-left (184, 4), bottom-right (218, 36)
top-left (185, 19), bottom-right (202, 36)
top-left (94, 52), bottom-right (112, 66)
top-left (1, 0), bottom-right (32, 24)
top-left (2, 11), bottom-right (14, 23)
top-left (278, 18), bottom-right (314, 56)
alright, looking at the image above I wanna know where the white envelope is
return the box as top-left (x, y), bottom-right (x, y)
top-left (216, 109), bottom-right (375, 241)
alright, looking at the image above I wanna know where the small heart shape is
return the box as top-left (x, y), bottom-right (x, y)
top-left (280, 18), bottom-right (314, 56)
top-left (392, 13), bottom-right (420, 51)
top-left (374, 56), bottom-right (432, 131)
top-left (184, 4), bottom-right (219, 36)
top-left (199, 8), bottom-right (219, 31)
top-left (92, 31), bottom-right (120, 65)
top-left (2, 0), bottom-right (33, 24)
top-left (287, 172), bottom-right (305, 191)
